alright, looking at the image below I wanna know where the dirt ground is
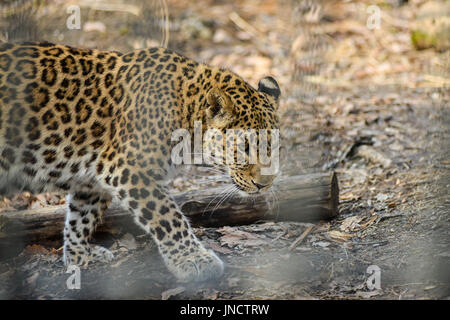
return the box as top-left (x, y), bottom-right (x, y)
top-left (0, 0), bottom-right (449, 299)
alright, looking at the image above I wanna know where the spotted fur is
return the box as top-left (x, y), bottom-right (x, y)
top-left (0, 41), bottom-right (280, 281)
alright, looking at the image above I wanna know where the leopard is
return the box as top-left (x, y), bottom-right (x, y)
top-left (0, 41), bottom-right (280, 282)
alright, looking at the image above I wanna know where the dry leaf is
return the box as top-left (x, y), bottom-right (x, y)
top-left (357, 146), bottom-right (392, 168)
top-left (327, 230), bottom-right (354, 242)
top-left (359, 215), bottom-right (378, 230)
top-left (161, 286), bottom-right (185, 300)
top-left (207, 241), bottom-right (233, 254)
top-left (217, 226), bottom-right (266, 248)
top-left (340, 216), bottom-right (363, 232)
top-left (356, 290), bottom-right (382, 298)
top-left (25, 244), bottom-right (50, 255)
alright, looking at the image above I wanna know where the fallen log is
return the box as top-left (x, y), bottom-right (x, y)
top-left (0, 172), bottom-right (338, 245)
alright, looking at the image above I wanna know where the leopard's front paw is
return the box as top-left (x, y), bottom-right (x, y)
top-left (63, 244), bottom-right (114, 266)
top-left (167, 248), bottom-right (224, 282)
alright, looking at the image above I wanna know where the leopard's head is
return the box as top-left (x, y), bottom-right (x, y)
top-left (203, 75), bottom-right (280, 194)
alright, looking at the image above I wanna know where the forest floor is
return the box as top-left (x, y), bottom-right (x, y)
top-left (0, 0), bottom-right (448, 299)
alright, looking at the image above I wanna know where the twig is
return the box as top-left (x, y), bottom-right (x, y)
top-left (77, 0), bottom-right (141, 16)
top-left (161, 0), bottom-right (170, 47)
top-left (288, 225), bottom-right (314, 251)
top-left (423, 74), bottom-right (450, 87)
top-left (228, 12), bottom-right (262, 38)
top-left (352, 240), bottom-right (388, 246)
top-left (376, 212), bottom-right (404, 223)
top-left (271, 230), bottom-right (287, 242)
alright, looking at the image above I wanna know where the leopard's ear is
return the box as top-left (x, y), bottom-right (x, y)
top-left (205, 88), bottom-right (235, 128)
top-left (258, 76), bottom-right (280, 102)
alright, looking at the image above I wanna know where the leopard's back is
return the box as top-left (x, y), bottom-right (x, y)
top-left (0, 42), bottom-right (126, 195)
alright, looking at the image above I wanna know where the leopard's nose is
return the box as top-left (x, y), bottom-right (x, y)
top-left (250, 165), bottom-right (276, 190)
top-left (252, 181), bottom-right (268, 190)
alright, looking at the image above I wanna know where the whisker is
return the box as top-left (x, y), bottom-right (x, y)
top-left (271, 186), bottom-right (280, 221)
top-left (265, 189), bottom-right (274, 218)
top-left (205, 185), bottom-right (232, 209)
top-left (267, 189), bottom-right (273, 212)
top-left (211, 186), bottom-right (235, 213)
top-left (202, 184), bottom-right (234, 215)
top-left (209, 185), bottom-right (237, 218)
top-left (185, 174), bottom-right (228, 181)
